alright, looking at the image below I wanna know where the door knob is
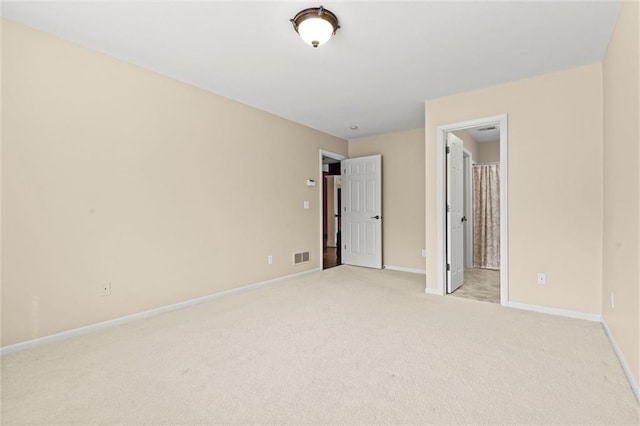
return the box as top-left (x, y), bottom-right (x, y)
top-left (371, 215), bottom-right (380, 220)
top-left (461, 216), bottom-right (467, 223)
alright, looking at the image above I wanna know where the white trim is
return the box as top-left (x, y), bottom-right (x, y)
top-left (319, 149), bottom-right (347, 268)
top-left (0, 268), bottom-right (321, 356)
top-left (424, 287), bottom-right (442, 296)
top-left (435, 114), bottom-right (509, 305)
top-left (507, 301), bottom-right (602, 322)
top-left (602, 320), bottom-right (640, 402)
top-left (436, 123), bottom-right (447, 296)
top-left (384, 265), bottom-right (426, 274)
top-left (499, 118), bottom-right (509, 306)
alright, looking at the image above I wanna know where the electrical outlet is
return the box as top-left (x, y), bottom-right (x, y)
top-left (267, 255), bottom-right (273, 265)
top-left (536, 273), bottom-right (546, 285)
top-left (421, 249), bottom-right (427, 257)
top-left (611, 291), bottom-right (615, 308)
top-left (99, 282), bottom-right (111, 296)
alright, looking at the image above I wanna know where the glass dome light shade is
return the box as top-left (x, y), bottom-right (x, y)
top-left (291, 6), bottom-right (340, 48)
top-left (298, 18), bottom-right (334, 47)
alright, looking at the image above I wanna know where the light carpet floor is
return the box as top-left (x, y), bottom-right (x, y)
top-left (1, 266), bottom-right (638, 425)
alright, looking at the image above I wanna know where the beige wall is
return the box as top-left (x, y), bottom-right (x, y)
top-left (452, 130), bottom-right (479, 160)
top-left (1, 20), bottom-right (347, 346)
top-left (0, 19), bottom-right (4, 329)
top-left (452, 131), bottom-right (499, 164)
top-left (603, 1), bottom-right (640, 387)
top-left (477, 142), bottom-right (500, 164)
top-left (426, 64), bottom-right (603, 314)
top-left (349, 128), bottom-right (425, 271)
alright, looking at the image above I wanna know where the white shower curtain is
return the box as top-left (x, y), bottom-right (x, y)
top-left (473, 164), bottom-right (500, 270)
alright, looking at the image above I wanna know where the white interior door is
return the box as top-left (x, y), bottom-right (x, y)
top-left (447, 134), bottom-right (464, 292)
top-left (341, 155), bottom-right (382, 269)
top-left (463, 151), bottom-right (473, 269)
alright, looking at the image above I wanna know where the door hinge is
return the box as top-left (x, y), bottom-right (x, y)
top-left (447, 204), bottom-right (450, 213)
top-left (447, 263), bottom-right (451, 271)
top-left (446, 146), bottom-right (450, 154)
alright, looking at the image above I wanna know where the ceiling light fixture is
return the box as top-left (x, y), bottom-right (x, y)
top-left (349, 125), bottom-right (359, 130)
top-left (290, 6), bottom-right (340, 48)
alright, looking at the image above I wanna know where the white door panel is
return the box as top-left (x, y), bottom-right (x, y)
top-left (341, 155), bottom-right (382, 269)
top-left (463, 152), bottom-right (473, 269)
top-left (447, 134), bottom-right (464, 292)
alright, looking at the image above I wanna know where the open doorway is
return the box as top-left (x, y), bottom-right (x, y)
top-left (323, 160), bottom-right (341, 269)
top-left (436, 115), bottom-right (508, 305)
top-left (320, 150), bottom-right (346, 270)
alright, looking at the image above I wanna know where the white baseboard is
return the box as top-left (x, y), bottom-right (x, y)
top-left (384, 265), bottom-right (426, 274)
top-left (507, 301), bottom-right (602, 322)
top-left (602, 320), bottom-right (640, 402)
top-left (0, 267), bottom-right (321, 356)
top-left (425, 287), bottom-right (443, 296)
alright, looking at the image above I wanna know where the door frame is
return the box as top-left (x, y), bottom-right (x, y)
top-left (436, 114), bottom-right (509, 305)
top-left (319, 150), bottom-right (347, 268)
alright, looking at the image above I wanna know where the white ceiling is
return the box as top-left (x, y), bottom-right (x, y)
top-left (2, 1), bottom-right (622, 140)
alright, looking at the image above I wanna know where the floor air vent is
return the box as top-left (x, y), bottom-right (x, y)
top-left (294, 251), bottom-right (310, 265)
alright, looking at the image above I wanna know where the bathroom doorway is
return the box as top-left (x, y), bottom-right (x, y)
top-left (437, 115), bottom-right (508, 305)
